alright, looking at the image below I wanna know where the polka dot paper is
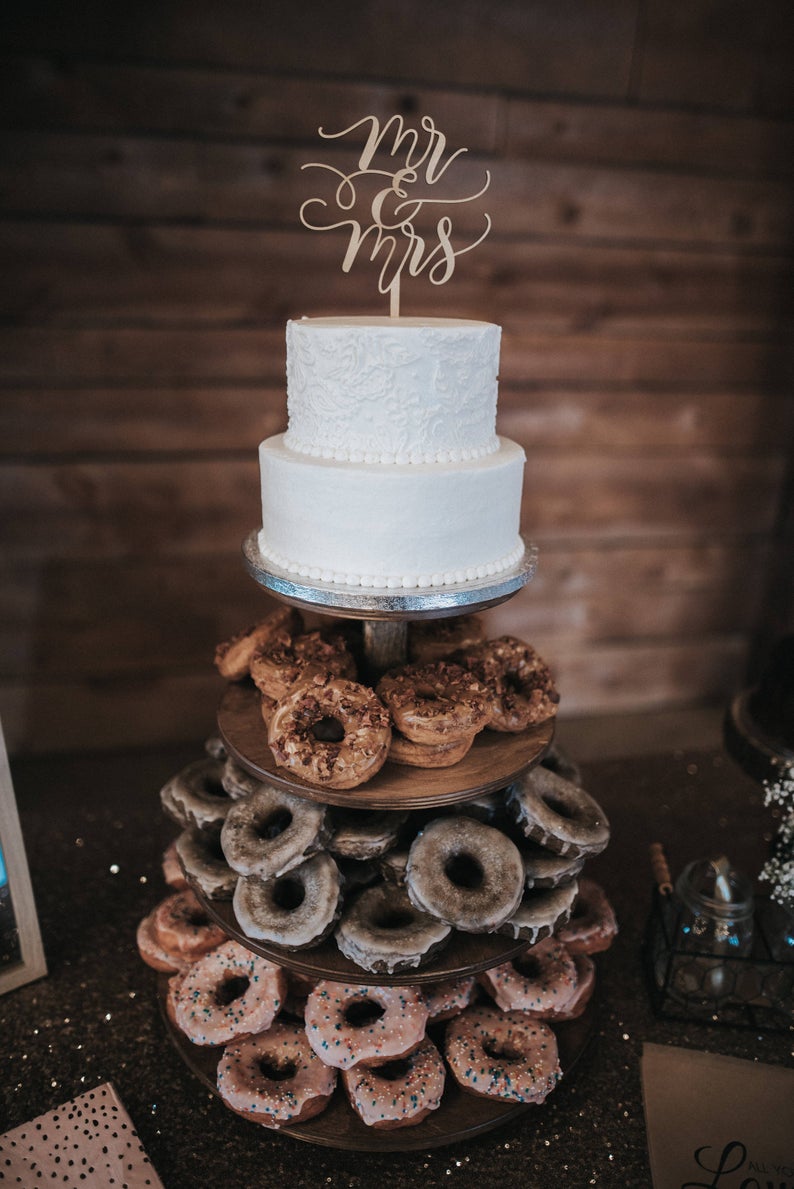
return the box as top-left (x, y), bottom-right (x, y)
top-left (0, 1082), bottom-right (163, 1187)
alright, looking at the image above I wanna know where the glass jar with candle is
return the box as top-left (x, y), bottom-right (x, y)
top-left (671, 856), bottom-right (754, 1001)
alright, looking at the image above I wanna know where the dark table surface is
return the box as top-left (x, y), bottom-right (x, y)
top-left (1, 737), bottom-right (790, 1188)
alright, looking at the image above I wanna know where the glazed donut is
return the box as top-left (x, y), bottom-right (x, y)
top-left (540, 741), bottom-right (582, 786)
top-left (388, 730), bottom-right (474, 769)
top-left (172, 939), bottom-right (286, 1046)
top-left (521, 840), bottom-right (585, 889)
top-left (327, 807), bottom-right (409, 861)
top-left (509, 766), bottom-right (610, 858)
top-left (136, 910), bottom-right (190, 974)
top-left (204, 735), bottom-right (228, 761)
top-left (150, 888), bottom-right (226, 960)
top-left (376, 662), bottom-right (489, 746)
top-left (160, 757), bottom-right (231, 831)
top-left (445, 1005), bottom-right (561, 1104)
top-left (336, 856), bottom-right (380, 894)
top-left (250, 629), bottom-right (357, 701)
top-left (268, 674), bottom-right (391, 790)
top-left (335, 882), bottom-right (451, 974)
top-left (408, 614), bottom-right (486, 664)
top-left (220, 756), bottom-right (267, 800)
top-left (478, 937), bottom-right (578, 1015)
top-left (304, 981), bottom-right (428, 1070)
top-left (217, 1022), bottom-right (336, 1127)
top-left (405, 816), bottom-right (525, 933)
top-left (546, 952), bottom-right (596, 1021)
top-left (454, 636), bottom-right (559, 732)
top-left (556, 878), bottom-right (618, 954)
top-left (496, 878), bottom-right (578, 943)
top-left (342, 1035), bottom-right (446, 1129)
top-left (221, 785), bottom-right (330, 879)
top-left (214, 606), bottom-right (302, 681)
top-left (377, 848), bottom-right (409, 886)
top-left (233, 852), bottom-right (342, 950)
top-left (422, 976), bottom-right (477, 1023)
top-left (161, 838), bottom-right (189, 890)
top-left (175, 825), bottom-right (237, 900)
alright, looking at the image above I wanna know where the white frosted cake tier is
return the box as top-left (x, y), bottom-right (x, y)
top-left (257, 435), bottom-right (525, 590)
top-left (284, 316), bottom-right (501, 464)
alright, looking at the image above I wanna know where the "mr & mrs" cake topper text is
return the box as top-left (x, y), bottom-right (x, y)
top-left (299, 115), bottom-right (491, 317)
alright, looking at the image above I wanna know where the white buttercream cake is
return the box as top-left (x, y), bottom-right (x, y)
top-left (257, 316), bottom-right (525, 590)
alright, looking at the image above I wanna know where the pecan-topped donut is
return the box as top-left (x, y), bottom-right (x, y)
top-left (268, 674), bottom-right (391, 789)
top-left (388, 730), bottom-right (474, 768)
top-left (408, 614), bottom-right (486, 664)
top-left (405, 816), bottom-right (525, 933)
top-left (214, 606), bottom-right (302, 681)
top-left (376, 662), bottom-right (489, 746)
top-left (509, 766), bottom-right (610, 858)
top-left (250, 628), bottom-right (357, 701)
top-left (454, 636), bottom-right (559, 731)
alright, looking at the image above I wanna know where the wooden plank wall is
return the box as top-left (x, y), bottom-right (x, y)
top-left (1, 0), bottom-right (793, 755)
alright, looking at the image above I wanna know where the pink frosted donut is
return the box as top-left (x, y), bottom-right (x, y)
top-left (173, 939), bottom-right (286, 1046)
top-left (445, 1004), bottom-right (561, 1104)
top-left (546, 953), bottom-right (596, 1021)
top-left (422, 976), bottom-right (477, 1023)
top-left (478, 937), bottom-right (578, 1015)
top-left (342, 1035), bottom-right (446, 1130)
top-left (136, 910), bottom-right (190, 974)
top-left (304, 981), bottom-right (428, 1070)
top-left (150, 889), bottom-right (226, 960)
top-left (556, 878), bottom-right (618, 954)
top-left (217, 1021), bottom-right (336, 1127)
top-left (161, 839), bottom-right (189, 890)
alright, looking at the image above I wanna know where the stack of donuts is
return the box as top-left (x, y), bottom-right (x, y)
top-left (138, 868), bottom-right (616, 1131)
top-left (213, 608), bottom-right (560, 789)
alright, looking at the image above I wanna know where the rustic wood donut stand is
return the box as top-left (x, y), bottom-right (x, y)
top-left (161, 531), bottom-right (595, 1151)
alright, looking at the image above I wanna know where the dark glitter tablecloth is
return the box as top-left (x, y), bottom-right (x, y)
top-left (1, 741), bottom-right (790, 1188)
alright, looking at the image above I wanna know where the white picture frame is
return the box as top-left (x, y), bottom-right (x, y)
top-left (0, 719), bottom-right (46, 994)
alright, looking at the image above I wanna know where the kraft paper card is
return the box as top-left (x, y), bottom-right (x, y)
top-left (641, 1043), bottom-right (794, 1189)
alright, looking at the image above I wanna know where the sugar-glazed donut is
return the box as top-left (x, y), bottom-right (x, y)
top-left (388, 730), bottom-right (474, 768)
top-left (546, 952), bottom-right (596, 1020)
top-left (221, 785), bottom-right (330, 879)
top-left (217, 1021), bottom-right (336, 1127)
top-left (376, 662), bottom-right (489, 746)
top-left (136, 910), bottom-right (190, 974)
top-left (405, 816), bottom-right (525, 933)
top-left (342, 1035), bottom-right (446, 1129)
top-left (509, 766), bottom-right (610, 858)
top-left (268, 674), bottom-right (391, 790)
top-left (150, 888), bottom-right (226, 960)
top-left (304, 981), bottom-right (428, 1070)
top-left (408, 614), bottom-right (486, 665)
top-left (496, 878), bottom-right (578, 943)
top-left (556, 878), bottom-right (618, 954)
top-left (422, 976), bottom-right (477, 1023)
top-left (214, 606), bottom-right (302, 681)
top-left (161, 838), bottom-right (189, 890)
top-left (250, 628), bottom-right (357, 701)
top-left (173, 939), bottom-right (286, 1046)
top-left (521, 839), bottom-right (586, 889)
top-left (220, 756), bottom-right (268, 800)
top-left (160, 757), bottom-right (232, 831)
top-left (233, 852), bottom-right (342, 950)
top-left (327, 807), bottom-right (409, 861)
top-left (478, 937), bottom-right (579, 1015)
top-left (454, 635), bottom-right (559, 732)
top-left (445, 1005), bottom-right (561, 1104)
top-left (175, 825), bottom-right (237, 900)
top-left (335, 882), bottom-right (451, 974)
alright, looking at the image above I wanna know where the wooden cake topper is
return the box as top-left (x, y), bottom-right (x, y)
top-left (299, 115), bottom-right (491, 316)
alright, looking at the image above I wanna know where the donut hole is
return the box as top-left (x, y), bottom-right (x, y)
top-left (513, 953), bottom-right (543, 980)
top-left (215, 974), bottom-right (250, 1006)
top-left (185, 910), bottom-right (210, 929)
top-left (444, 850), bottom-right (484, 890)
top-left (205, 778), bottom-right (231, 802)
top-left (258, 1055), bottom-right (298, 1082)
top-left (482, 1036), bottom-right (523, 1063)
top-left (312, 716), bottom-right (345, 743)
top-left (343, 998), bottom-right (386, 1028)
top-left (373, 908), bottom-right (416, 931)
top-left (375, 1057), bottom-right (412, 1081)
top-left (272, 876), bottom-right (306, 911)
top-left (543, 794), bottom-right (574, 820)
top-left (256, 808), bottom-right (293, 840)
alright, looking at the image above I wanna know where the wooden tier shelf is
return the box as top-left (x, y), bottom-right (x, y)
top-left (159, 976), bottom-right (594, 1152)
top-left (217, 681), bottom-right (555, 811)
